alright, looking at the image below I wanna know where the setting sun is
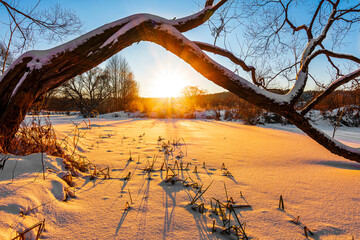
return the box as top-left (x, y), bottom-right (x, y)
top-left (150, 68), bottom-right (189, 98)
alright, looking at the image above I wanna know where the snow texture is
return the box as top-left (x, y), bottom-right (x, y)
top-left (1, 115), bottom-right (359, 239)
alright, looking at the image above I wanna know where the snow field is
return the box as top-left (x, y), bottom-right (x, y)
top-left (0, 117), bottom-right (359, 239)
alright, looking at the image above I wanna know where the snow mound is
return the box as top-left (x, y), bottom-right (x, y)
top-left (0, 153), bottom-right (75, 239)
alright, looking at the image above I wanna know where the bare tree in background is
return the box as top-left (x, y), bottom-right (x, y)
top-left (182, 85), bottom-right (207, 111)
top-left (1, 0), bottom-right (360, 162)
top-left (0, 0), bottom-right (82, 73)
top-left (0, 42), bottom-right (13, 71)
top-left (62, 67), bottom-right (111, 117)
top-left (105, 55), bottom-right (139, 111)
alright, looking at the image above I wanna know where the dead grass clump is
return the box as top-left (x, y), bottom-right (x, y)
top-left (11, 219), bottom-right (45, 240)
top-left (0, 114), bottom-right (91, 173)
top-left (60, 173), bottom-right (74, 187)
top-left (2, 115), bottom-right (63, 156)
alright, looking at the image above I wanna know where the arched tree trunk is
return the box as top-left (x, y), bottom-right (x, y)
top-left (0, 0), bottom-right (359, 162)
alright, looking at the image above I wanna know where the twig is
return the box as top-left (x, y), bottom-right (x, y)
top-left (279, 195), bottom-right (285, 210)
top-left (128, 189), bottom-right (133, 204)
top-left (41, 152), bottom-right (45, 180)
top-left (191, 180), bottom-right (214, 204)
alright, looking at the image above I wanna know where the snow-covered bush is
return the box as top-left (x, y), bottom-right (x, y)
top-left (321, 107), bottom-right (360, 127)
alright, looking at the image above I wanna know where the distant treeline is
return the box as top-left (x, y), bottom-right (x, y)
top-left (41, 89), bottom-right (360, 120)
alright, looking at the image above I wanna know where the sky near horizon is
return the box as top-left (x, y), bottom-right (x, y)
top-left (2, 1), bottom-right (360, 97)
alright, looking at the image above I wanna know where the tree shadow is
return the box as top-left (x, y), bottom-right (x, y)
top-left (310, 160), bottom-right (360, 170)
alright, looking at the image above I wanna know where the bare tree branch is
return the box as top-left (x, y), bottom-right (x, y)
top-left (193, 41), bottom-right (261, 87)
top-left (301, 68), bottom-right (360, 115)
top-left (303, 48), bottom-right (360, 71)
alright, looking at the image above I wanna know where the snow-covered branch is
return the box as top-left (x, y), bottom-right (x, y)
top-left (301, 68), bottom-right (360, 115)
top-left (193, 41), bottom-right (260, 86)
top-left (290, 110), bottom-right (360, 162)
top-left (171, 0), bottom-right (228, 32)
top-left (313, 0), bottom-right (339, 46)
top-left (303, 49), bottom-right (360, 72)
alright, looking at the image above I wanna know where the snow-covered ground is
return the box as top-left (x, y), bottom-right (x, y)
top-left (1, 115), bottom-right (360, 239)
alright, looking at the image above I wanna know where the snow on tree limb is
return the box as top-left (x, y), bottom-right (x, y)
top-left (303, 49), bottom-right (360, 71)
top-left (193, 41), bottom-right (260, 86)
top-left (301, 68), bottom-right (360, 116)
top-left (290, 112), bottom-right (360, 161)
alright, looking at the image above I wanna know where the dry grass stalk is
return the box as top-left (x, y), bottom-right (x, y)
top-left (228, 205), bottom-right (248, 239)
top-left (165, 175), bottom-right (179, 185)
top-left (12, 219), bottom-right (45, 240)
top-left (157, 136), bottom-right (165, 142)
top-left (279, 195), bottom-right (285, 210)
top-left (199, 203), bottom-right (205, 214)
top-left (137, 155), bottom-right (141, 164)
top-left (172, 137), bottom-right (187, 156)
top-left (213, 201), bottom-right (218, 215)
top-left (174, 160), bottom-right (179, 170)
top-left (41, 153), bottom-right (45, 180)
top-left (190, 180), bottom-right (213, 204)
top-left (218, 202), bottom-right (227, 225)
top-left (166, 166), bottom-right (176, 180)
top-left (292, 216), bottom-right (300, 224)
top-left (224, 182), bottom-right (229, 202)
top-left (124, 202), bottom-right (131, 211)
top-left (144, 155), bottom-right (158, 172)
top-left (304, 226), bottom-right (313, 237)
top-left (223, 170), bottom-right (233, 178)
top-left (192, 203), bottom-right (206, 214)
top-left (124, 172), bottom-right (131, 181)
top-left (91, 167), bottom-right (110, 180)
top-left (128, 189), bottom-right (133, 204)
top-left (90, 164), bottom-right (97, 180)
top-left (231, 204), bottom-right (251, 209)
top-left (185, 162), bottom-right (190, 170)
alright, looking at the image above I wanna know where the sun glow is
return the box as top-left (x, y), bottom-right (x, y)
top-left (150, 68), bottom-right (189, 98)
